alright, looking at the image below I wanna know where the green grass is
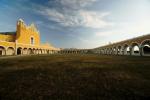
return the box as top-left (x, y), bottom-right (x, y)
top-left (0, 54), bottom-right (150, 100)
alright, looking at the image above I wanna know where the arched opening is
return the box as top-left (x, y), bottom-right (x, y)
top-left (108, 48), bottom-right (111, 55)
top-left (109, 48), bottom-right (112, 55)
top-left (47, 50), bottom-right (49, 54)
top-left (113, 47), bottom-right (117, 55)
top-left (131, 43), bottom-right (140, 56)
top-left (23, 48), bottom-right (28, 55)
top-left (143, 45), bottom-right (150, 54)
top-left (7, 47), bottom-right (15, 55)
top-left (28, 48), bottom-right (33, 54)
top-left (72, 51), bottom-right (74, 54)
top-left (117, 46), bottom-right (122, 55)
top-left (73, 51), bottom-right (75, 54)
top-left (17, 47), bottom-right (22, 55)
top-left (110, 48), bottom-right (113, 54)
top-left (124, 44), bottom-right (130, 55)
top-left (39, 49), bottom-right (42, 54)
top-left (42, 50), bottom-right (45, 54)
top-left (106, 48), bottom-right (110, 54)
top-left (49, 50), bottom-right (52, 54)
top-left (141, 40), bottom-right (150, 56)
top-left (33, 49), bottom-right (36, 54)
top-left (36, 49), bottom-right (39, 54)
top-left (0, 46), bottom-right (6, 56)
top-left (126, 47), bottom-right (130, 54)
top-left (101, 49), bottom-right (104, 54)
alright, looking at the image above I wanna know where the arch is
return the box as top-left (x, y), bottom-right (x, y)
top-left (17, 47), bottom-right (22, 55)
top-left (23, 48), bottom-right (28, 55)
top-left (123, 44), bottom-right (130, 55)
top-left (117, 45), bottom-right (123, 55)
top-left (33, 48), bottom-right (36, 54)
top-left (70, 50), bottom-right (72, 54)
top-left (106, 48), bottom-right (109, 55)
top-left (42, 49), bottom-right (45, 54)
top-left (102, 49), bottom-right (105, 54)
top-left (117, 46), bottom-right (122, 55)
top-left (110, 48), bottom-right (113, 54)
top-left (72, 50), bottom-right (75, 54)
top-left (100, 49), bottom-right (103, 54)
top-left (107, 48), bottom-right (111, 55)
top-left (35, 49), bottom-right (39, 54)
top-left (131, 43), bottom-right (140, 56)
top-left (46, 50), bottom-right (48, 54)
top-left (28, 48), bottom-right (33, 54)
top-left (112, 47), bottom-right (117, 55)
top-left (0, 46), bottom-right (6, 56)
top-left (141, 39), bottom-right (150, 56)
top-left (45, 49), bottom-right (47, 54)
top-left (49, 50), bottom-right (52, 54)
top-left (7, 47), bottom-right (15, 56)
top-left (38, 49), bottom-right (42, 54)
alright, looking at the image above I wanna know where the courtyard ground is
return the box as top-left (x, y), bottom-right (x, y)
top-left (0, 54), bottom-right (150, 100)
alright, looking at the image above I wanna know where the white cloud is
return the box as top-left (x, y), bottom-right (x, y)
top-left (79, 10), bottom-right (113, 28)
top-left (38, 7), bottom-right (112, 28)
top-left (35, 0), bottom-right (113, 29)
top-left (38, 8), bottom-right (65, 23)
top-left (95, 31), bottom-right (115, 37)
top-left (56, 0), bottom-right (97, 9)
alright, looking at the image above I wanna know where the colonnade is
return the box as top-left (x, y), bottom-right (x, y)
top-left (0, 46), bottom-right (58, 56)
top-left (94, 39), bottom-right (150, 56)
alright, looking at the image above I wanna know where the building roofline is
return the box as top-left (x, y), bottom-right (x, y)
top-left (0, 32), bottom-right (16, 35)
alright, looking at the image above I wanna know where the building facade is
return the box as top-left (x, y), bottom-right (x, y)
top-left (0, 19), bottom-right (59, 56)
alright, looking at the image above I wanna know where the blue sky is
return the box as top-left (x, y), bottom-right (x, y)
top-left (0, 0), bottom-right (150, 49)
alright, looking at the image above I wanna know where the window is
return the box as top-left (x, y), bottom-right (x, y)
top-left (31, 37), bottom-right (34, 45)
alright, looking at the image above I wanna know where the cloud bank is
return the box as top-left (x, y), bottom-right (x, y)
top-left (37, 0), bottom-right (112, 29)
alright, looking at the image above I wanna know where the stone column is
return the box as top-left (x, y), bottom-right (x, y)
top-left (129, 47), bottom-right (132, 56)
top-left (139, 46), bottom-right (143, 56)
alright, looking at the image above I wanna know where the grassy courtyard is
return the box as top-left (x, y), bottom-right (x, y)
top-left (0, 54), bottom-right (150, 100)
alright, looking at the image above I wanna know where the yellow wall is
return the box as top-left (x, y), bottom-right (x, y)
top-left (0, 41), bottom-right (15, 47)
top-left (16, 20), bottom-right (40, 45)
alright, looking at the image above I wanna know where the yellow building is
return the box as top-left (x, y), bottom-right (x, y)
top-left (0, 19), bottom-right (59, 56)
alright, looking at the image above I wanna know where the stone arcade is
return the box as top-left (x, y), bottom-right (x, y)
top-left (93, 34), bottom-right (150, 56)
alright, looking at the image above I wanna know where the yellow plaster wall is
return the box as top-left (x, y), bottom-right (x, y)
top-left (0, 41), bottom-right (15, 48)
top-left (16, 20), bottom-right (40, 45)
